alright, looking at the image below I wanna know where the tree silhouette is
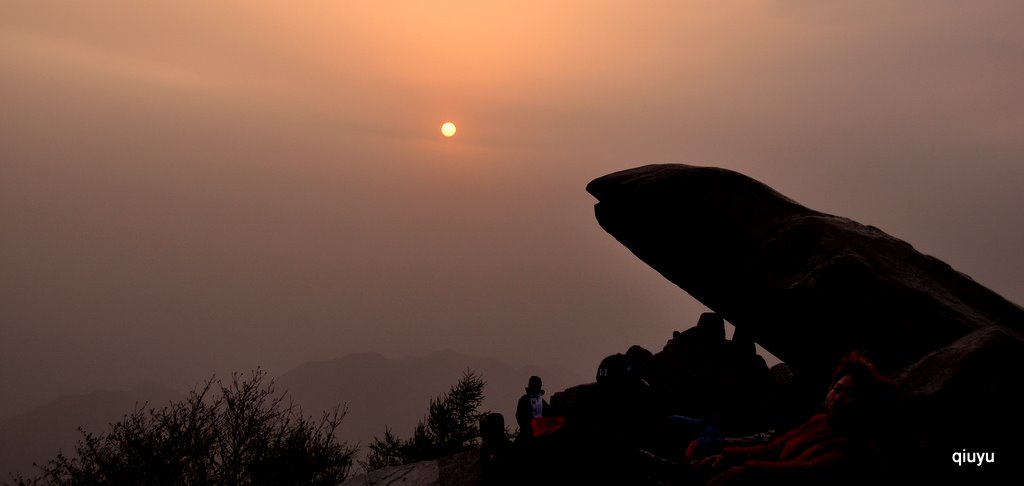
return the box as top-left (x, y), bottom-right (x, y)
top-left (363, 370), bottom-right (486, 471)
top-left (10, 369), bottom-right (355, 486)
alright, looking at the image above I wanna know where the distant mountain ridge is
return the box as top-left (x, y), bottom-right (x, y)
top-left (1, 350), bottom-right (583, 479)
top-left (0, 382), bottom-right (184, 480)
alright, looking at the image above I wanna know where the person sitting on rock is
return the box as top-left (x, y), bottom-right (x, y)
top-left (516, 376), bottom-right (549, 439)
top-left (690, 351), bottom-right (898, 485)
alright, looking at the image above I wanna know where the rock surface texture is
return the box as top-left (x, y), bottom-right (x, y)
top-left (339, 450), bottom-right (479, 486)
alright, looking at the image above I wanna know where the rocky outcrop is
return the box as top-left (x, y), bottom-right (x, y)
top-left (586, 164), bottom-right (1024, 385)
top-left (586, 164), bottom-right (1024, 475)
top-left (339, 450), bottom-right (479, 486)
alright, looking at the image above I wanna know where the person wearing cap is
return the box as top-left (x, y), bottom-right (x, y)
top-left (515, 376), bottom-right (549, 438)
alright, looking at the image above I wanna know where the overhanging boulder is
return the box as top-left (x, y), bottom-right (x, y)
top-left (586, 164), bottom-right (1024, 384)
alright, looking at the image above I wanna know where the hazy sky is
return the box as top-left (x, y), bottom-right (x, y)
top-left (3, 1), bottom-right (1022, 416)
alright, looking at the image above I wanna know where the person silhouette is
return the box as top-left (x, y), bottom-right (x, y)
top-left (515, 376), bottom-right (549, 439)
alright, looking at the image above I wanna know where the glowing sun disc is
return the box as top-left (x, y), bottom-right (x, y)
top-left (441, 122), bottom-right (457, 137)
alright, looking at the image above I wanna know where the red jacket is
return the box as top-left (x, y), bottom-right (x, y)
top-left (722, 413), bottom-right (881, 484)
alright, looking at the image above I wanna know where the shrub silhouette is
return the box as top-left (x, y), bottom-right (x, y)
top-left (363, 370), bottom-right (486, 471)
top-left (11, 369), bottom-right (355, 486)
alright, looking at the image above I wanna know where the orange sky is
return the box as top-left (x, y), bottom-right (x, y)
top-left (3, 1), bottom-right (1023, 417)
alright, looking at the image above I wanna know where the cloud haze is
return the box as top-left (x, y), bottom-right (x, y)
top-left (2, 1), bottom-right (1022, 416)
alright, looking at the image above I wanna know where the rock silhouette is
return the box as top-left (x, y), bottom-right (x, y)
top-left (586, 164), bottom-right (1024, 384)
top-left (585, 163), bottom-right (1024, 477)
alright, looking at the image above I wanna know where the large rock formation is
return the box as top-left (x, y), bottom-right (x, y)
top-left (587, 164), bottom-right (1024, 474)
top-left (586, 164), bottom-right (1024, 384)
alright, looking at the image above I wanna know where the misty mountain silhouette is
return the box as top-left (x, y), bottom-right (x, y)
top-left (0, 382), bottom-right (183, 480)
top-left (1, 350), bottom-right (581, 479)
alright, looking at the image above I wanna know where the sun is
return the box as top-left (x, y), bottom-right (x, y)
top-left (441, 122), bottom-right (457, 137)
